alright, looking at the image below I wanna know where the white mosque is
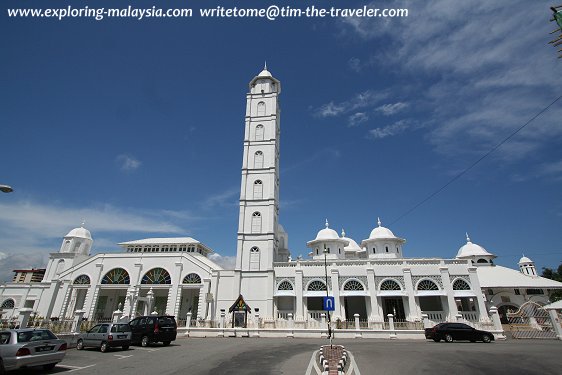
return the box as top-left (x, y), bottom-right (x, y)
top-left (1, 66), bottom-right (561, 329)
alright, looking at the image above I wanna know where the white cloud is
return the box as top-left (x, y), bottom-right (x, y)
top-left (201, 188), bottom-right (239, 210)
top-left (376, 102), bottom-right (409, 116)
top-left (339, 0), bottom-right (562, 162)
top-left (348, 57), bottom-right (362, 72)
top-left (368, 120), bottom-right (410, 139)
top-left (116, 154), bottom-right (141, 171)
top-left (313, 90), bottom-right (388, 118)
top-left (348, 112), bottom-right (369, 127)
top-left (208, 253), bottom-right (236, 270)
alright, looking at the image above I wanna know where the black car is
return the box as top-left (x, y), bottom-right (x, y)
top-left (425, 322), bottom-right (495, 343)
top-left (128, 316), bottom-right (177, 347)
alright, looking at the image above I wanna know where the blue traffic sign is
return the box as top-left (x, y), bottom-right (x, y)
top-left (322, 296), bottom-right (335, 311)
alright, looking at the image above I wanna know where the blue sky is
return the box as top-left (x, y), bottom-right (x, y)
top-left (1, 0), bottom-right (562, 282)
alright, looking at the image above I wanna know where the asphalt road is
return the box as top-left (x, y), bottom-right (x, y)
top-left (10, 337), bottom-right (562, 375)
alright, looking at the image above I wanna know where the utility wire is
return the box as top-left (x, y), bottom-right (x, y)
top-left (391, 94), bottom-right (562, 226)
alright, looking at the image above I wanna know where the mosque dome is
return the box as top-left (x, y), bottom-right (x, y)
top-left (65, 226), bottom-right (92, 240)
top-left (369, 218), bottom-right (397, 240)
top-left (314, 220), bottom-right (339, 241)
top-left (258, 66), bottom-right (272, 78)
top-left (518, 256), bottom-right (533, 264)
top-left (340, 229), bottom-right (363, 252)
top-left (456, 234), bottom-right (495, 258)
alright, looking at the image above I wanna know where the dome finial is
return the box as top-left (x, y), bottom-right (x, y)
top-left (325, 219), bottom-right (329, 228)
top-left (264, 61), bottom-right (268, 71)
top-left (377, 217), bottom-right (382, 227)
top-left (81, 219), bottom-right (86, 227)
top-left (466, 232), bottom-right (471, 242)
top-left (341, 228), bottom-right (346, 237)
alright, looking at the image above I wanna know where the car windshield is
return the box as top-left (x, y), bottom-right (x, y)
top-left (158, 317), bottom-right (175, 325)
top-left (17, 330), bottom-right (57, 343)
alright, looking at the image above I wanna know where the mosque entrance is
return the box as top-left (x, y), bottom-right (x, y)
top-left (229, 295), bottom-right (251, 328)
top-left (382, 297), bottom-right (406, 320)
top-left (344, 297), bottom-right (367, 320)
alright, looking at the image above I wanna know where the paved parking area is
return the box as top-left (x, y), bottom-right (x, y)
top-left (8, 337), bottom-right (562, 374)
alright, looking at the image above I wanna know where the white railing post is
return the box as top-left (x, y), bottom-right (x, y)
top-left (388, 313), bottom-right (397, 339)
top-left (422, 313), bottom-right (432, 329)
top-left (73, 310), bottom-right (85, 333)
top-left (254, 310), bottom-right (260, 337)
top-left (489, 307), bottom-right (506, 340)
top-left (455, 313), bottom-right (463, 322)
top-left (287, 313), bottom-right (294, 338)
top-left (185, 312), bottom-right (192, 337)
top-left (320, 313), bottom-right (327, 338)
top-left (17, 308), bottom-right (33, 328)
top-left (354, 313), bottom-right (362, 338)
top-left (547, 309), bottom-right (562, 340)
top-left (219, 310), bottom-right (226, 337)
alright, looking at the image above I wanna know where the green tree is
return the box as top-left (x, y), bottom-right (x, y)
top-left (542, 263), bottom-right (562, 302)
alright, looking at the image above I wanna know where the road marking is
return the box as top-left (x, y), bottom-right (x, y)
top-left (57, 364), bottom-right (96, 372)
top-left (347, 351), bottom-right (361, 375)
top-left (133, 347), bottom-right (160, 352)
top-left (114, 354), bottom-right (134, 359)
top-left (305, 350), bottom-right (321, 375)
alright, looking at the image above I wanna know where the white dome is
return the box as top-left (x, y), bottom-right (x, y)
top-left (258, 68), bottom-right (272, 78)
top-left (314, 220), bottom-right (339, 241)
top-left (519, 256), bottom-right (533, 264)
top-left (342, 236), bottom-right (362, 252)
top-left (456, 235), bottom-right (494, 258)
top-left (65, 226), bottom-right (92, 240)
top-left (369, 218), bottom-right (397, 240)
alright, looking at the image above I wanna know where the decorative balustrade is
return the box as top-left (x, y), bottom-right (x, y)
top-left (423, 311), bottom-right (445, 322)
top-left (459, 311), bottom-right (478, 322)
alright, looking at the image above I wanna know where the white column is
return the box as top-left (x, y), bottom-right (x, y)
top-left (547, 310), bottom-right (562, 340)
top-left (388, 313), bottom-right (397, 339)
top-left (17, 308), bottom-right (33, 328)
top-left (403, 268), bottom-right (417, 319)
top-left (73, 310), bottom-right (85, 333)
top-left (366, 268), bottom-right (380, 321)
top-left (468, 267), bottom-right (488, 321)
top-left (440, 266), bottom-right (458, 320)
top-left (295, 269), bottom-right (304, 320)
top-left (331, 269), bottom-right (341, 320)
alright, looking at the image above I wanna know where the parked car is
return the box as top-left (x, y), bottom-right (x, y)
top-left (0, 328), bottom-right (67, 372)
top-left (128, 316), bottom-right (177, 347)
top-left (425, 322), bottom-right (495, 343)
top-left (76, 323), bottom-right (131, 352)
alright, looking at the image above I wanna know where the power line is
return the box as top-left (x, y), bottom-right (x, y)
top-left (391, 94), bottom-right (562, 225)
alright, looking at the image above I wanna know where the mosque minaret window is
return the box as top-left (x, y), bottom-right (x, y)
top-left (255, 125), bottom-right (264, 141)
top-left (251, 212), bottom-right (262, 233)
top-left (257, 101), bottom-right (266, 116)
top-left (254, 151), bottom-right (264, 168)
top-left (253, 180), bottom-right (263, 199)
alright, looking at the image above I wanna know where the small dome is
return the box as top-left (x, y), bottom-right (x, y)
top-left (456, 234), bottom-right (494, 258)
top-left (341, 230), bottom-right (363, 252)
top-left (519, 256), bottom-right (533, 264)
top-left (315, 220), bottom-right (339, 241)
top-left (257, 62), bottom-right (272, 78)
top-left (65, 226), bottom-right (92, 240)
top-left (369, 218), bottom-right (397, 240)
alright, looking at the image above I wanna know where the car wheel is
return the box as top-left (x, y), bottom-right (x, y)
top-left (162, 341), bottom-right (171, 346)
top-left (76, 339), bottom-right (84, 350)
top-left (482, 334), bottom-right (492, 343)
top-left (432, 338), bottom-right (440, 342)
top-left (122, 345), bottom-right (129, 350)
top-left (141, 336), bottom-right (149, 347)
top-left (43, 363), bottom-right (56, 371)
top-left (100, 342), bottom-right (109, 353)
top-left (444, 334), bottom-right (454, 343)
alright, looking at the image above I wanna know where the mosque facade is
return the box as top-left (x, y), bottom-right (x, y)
top-left (1, 66), bottom-right (561, 328)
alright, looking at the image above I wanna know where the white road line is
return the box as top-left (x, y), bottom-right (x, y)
top-left (347, 351), bottom-right (361, 375)
top-left (305, 350), bottom-right (320, 375)
top-left (133, 347), bottom-right (160, 352)
top-left (114, 354), bottom-right (134, 359)
top-left (58, 364), bottom-right (96, 372)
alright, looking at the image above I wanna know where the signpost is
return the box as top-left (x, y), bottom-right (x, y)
top-left (323, 296), bottom-right (335, 311)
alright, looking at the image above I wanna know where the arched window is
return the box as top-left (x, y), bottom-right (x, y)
top-left (257, 101), bottom-right (266, 116)
top-left (254, 151), bottom-right (264, 169)
top-left (417, 279), bottom-right (439, 291)
top-left (307, 280), bottom-right (327, 291)
top-left (477, 258), bottom-right (488, 263)
top-left (1, 299), bottom-right (15, 309)
top-left (253, 180), bottom-right (263, 199)
top-left (101, 268), bottom-right (130, 284)
top-left (55, 259), bottom-right (65, 276)
top-left (183, 273), bottom-right (201, 284)
top-left (250, 247), bottom-right (260, 270)
top-left (74, 275), bottom-right (91, 285)
top-left (255, 125), bottom-right (264, 141)
top-left (141, 268), bottom-right (171, 284)
top-left (278, 280), bottom-right (293, 291)
top-left (251, 212), bottom-right (262, 233)
top-left (453, 279), bottom-right (471, 290)
top-left (380, 280), bottom-right (401, 291)
top-left (343, 280), bottom-right (364, 291)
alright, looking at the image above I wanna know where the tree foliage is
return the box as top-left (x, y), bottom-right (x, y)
top-left (542, 263), bottom-right (562, 302)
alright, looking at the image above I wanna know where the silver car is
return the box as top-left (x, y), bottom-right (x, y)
top-left (0, 328), bottom-right (67, 372)
top-left (77, 323), bottom-right (131, 352)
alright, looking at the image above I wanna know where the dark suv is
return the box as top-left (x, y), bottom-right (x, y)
top-left (128, 316), bottom-right (177, 347)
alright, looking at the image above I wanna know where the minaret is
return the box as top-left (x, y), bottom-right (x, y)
top-left (235, 64), bottom-right (282, 271)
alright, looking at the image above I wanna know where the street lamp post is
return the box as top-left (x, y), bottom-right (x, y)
top-left (323, 244), bottom-right (332, 347)
top-left (0, 185), bottom-right (13, 193)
